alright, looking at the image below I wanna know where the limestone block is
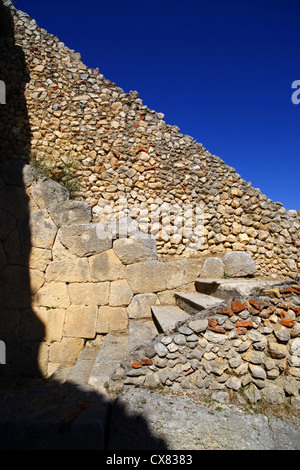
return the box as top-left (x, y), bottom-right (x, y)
top-left (165, 259), bottom-right (199, 289)
top-left (34, 281), bottom-right (70, 308)
top-left (55, 223), bottom-right (112, 258)
top-left (20, 306), bottom-right (65, 341)
top-left (113, 234), bottom-right (157, 265)
top-left (29, 268), bottom-right (45, 294)
top-left (89, 249), bottom-right (126, 281)
top-left (126, 260), bottom-right (167, 294)
top-left (49, 337), bottom-right (84, 364)
top-left (45, 258), bottom-right (90, 283)
top-left (48, 200), bottom-right (92, 227)
top-left (223, 251), bottom-right (257, 277)
top-left (63, 304), bottom-right (98, 338)
top-left (200, 257), bottom-right (224, 279)
top-left (109, 279), bottom-right (133, 307)
top-left (28, 247), bottom-right (52, 272)
top-left (30, 177), bottom-right (69, 210)
top-left (127, 293), bottom-right (158, 319)
top-left (27, 209), bottom-right (57, 249)
top-left (97, 306), bottom-right (128, 333)
top-left (68, 282), bottom-right (110, 306)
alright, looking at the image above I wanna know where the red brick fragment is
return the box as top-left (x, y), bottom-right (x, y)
top-left (207, 326), bottom-right (226, 334)
top-left (280, 318), bottom-right (295, 328)
top-left (249, 299), bottom-right (260, 310)
top-left (231, 301), bottom-right (246, 313)
top-left (216, 307), bottom-right (234, 317)
top-left (293, 307), bottom-right (300, 316)
top-left (237, 327), bottom-right (247, 335)
top-left (141, 358), bottom-right (153, 366)
top-left (276, 310), bottom-right (285, 319)
top-left (236, 320), bottom-right (253, 328)
top-left (131, 362), bottom-right (142, 369)
top-left (208, 320), bottom-right (218, 327)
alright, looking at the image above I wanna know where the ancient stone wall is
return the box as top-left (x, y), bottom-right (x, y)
top-left (0, 162), bottom-right (200, 377)
top-left (2, 2), bottom-right (299, 277)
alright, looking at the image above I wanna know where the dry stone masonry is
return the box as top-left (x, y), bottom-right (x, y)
top-left (109, 282), bottom-right (300, 409)
top-left (1, 1), bottom-right (299, 277)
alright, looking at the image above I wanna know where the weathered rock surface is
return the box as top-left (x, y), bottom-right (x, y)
top-left (109, 388), bottom-right (300, 450)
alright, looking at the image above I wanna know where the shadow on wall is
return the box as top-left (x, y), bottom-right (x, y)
top-left (0, 1), bottom-right (167, 450)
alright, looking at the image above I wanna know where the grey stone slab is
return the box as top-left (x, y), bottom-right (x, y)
top-left (151, 305), bottom-right (190, 334)
top-left (195, 278), bottom-right (281, 300)
top-left (88, 334), bottom-right (128, 388)
top-left (175, 292), bottom-right (225, 315)
top-left (129, 320), bottom-right (158, 351)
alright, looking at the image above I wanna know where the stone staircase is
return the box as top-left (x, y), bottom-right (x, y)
top-left (63, 277), bottom-right (279, 391)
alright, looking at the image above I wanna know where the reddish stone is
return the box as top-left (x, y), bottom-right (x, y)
top-left (259, 312), bottom-right (271, 319)
top-left (237, 327), bottom-right (247, 335)
top-left (249, 299), bottom-right (260, 310)
top-left (208, 320), bottom-right (218, 327)
top-left (276, 310), bottom-right (286, 319)
top-left (216, 307), bottom-right (234, 317)
top-left (231, 301), bottom-right (246, 313)
top-left (293, 307), bottom-right (300, 316)
top-left (236, 320), bottom-right (253, 328)
top-left (207, 326), bottom-right (226, 334)
top-left (131, 362), bottom-right (142, 369)
top-left (280, 318), bottom-right (295, 328)
top-left (141, 358), bottom-right (153, 366)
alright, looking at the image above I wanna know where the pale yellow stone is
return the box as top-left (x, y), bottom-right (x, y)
top-left (28, 247), bottom-right (52, 271)
top-left (29, 268), bottom-right (45, 294)
top-left (34, 281), bottom-right (70, 308)
top-left (97, 306), bottom-right (128, 333)
top-left (68, 282), bottom-right (110, 306)
top-left (89, 249), bottom-right (125, 281)
top-left (45, 258), bottom-right (91, 283)
top-left (63, 304), bottom-right (98, 338)
top-left (109, 279), bottom-right (133, 306)
top-left (49, 337), bottom-right (84, 364)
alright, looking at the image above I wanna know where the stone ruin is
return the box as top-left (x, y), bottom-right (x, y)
top-left (0, 1), bottom-right (300, 414)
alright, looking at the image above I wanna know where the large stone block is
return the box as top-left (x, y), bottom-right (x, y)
top-left (30, 177), bottom-right (69, 210)
top-left (45, 258), bottom-right (90, 283)
top-left (200, 257), bottom-right (224, 279)
top-left (48, 200), bottom-right (92, 227)
top-left (165, 259), bottom-right (198, 289)
top-left (89, 249), bottom-right (126, 281)
top-left (63, 304), bottom-right (98, 338)
top-left (97, 306), bottom-right (128, 333)
top-left (126, 260), bottom-right (167, 294)
top-left (49, 337), bottom-right (84, 364)
top-left (34, 281), bottom-right (70, 309)
top-left (24, 210), bottom-right (57, 249)
top-left (127, 293), bottom-right (158, 319)
top-left (113, 234), bottom-right (157, 265)
top-left (223, 251), bottom-right (257, 277)
top-left (109, 279), bottom-right (133, 307)
top-left (68, 282), bottom-right (110, 306)
top-left (54, 223), bottom-right (112, 258)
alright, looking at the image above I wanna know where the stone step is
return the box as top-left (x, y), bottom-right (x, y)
top-left (88, 333), bottom-right (129, 390)
top-left (195, 278), bottom-right (280, 300)
top-left (151, 305), bottom-right (191, 334)
top-left (175, 292), bottom-right (226, 315)
top-left (128, 319), bottom-right (158, 351)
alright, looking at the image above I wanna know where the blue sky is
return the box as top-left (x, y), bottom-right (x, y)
top-left (14, 0), bottom-right (300, 210)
